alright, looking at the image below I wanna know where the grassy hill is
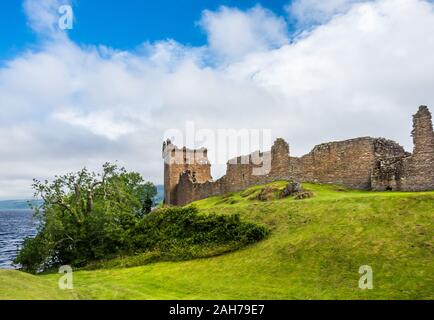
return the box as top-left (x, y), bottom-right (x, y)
top-left (0, 270), bottom-right (76, 300)
top-left (0, 182), bottom-right (433, 300)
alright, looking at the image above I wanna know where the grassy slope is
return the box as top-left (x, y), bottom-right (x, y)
top-left (0, 270), bottom-right (76, 300)
top-left (1, 182), bottom-right (433, 300)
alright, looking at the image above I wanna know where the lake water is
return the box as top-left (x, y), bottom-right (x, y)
top-left (0, 210), bottom-right (37, 269)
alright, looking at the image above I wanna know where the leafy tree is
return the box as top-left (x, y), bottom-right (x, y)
top-left (14, 163), bottom-right (157, 272)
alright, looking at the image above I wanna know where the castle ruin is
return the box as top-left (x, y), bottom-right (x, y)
top-left (162, 106), bottom-right (434, 206)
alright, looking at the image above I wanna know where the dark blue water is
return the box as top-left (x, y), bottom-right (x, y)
top-left (0, 210), bottom-right (38, 269)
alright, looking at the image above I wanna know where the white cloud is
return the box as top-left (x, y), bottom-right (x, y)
top-left (2, 0), bottom-right (434, 199)
top-left (200, 5), bottom-right (289, 63)
top-left (287, 0), bottom-right (371, 26)
top-left (23, 0), bottom-right (71, 37)
top-left (53, 109), bottom-right (137, 140)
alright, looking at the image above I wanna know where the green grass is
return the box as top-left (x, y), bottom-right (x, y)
top-left (1, 182), bottom-right (433, 299)
top-left (0, 270), bottom-right (76, 300)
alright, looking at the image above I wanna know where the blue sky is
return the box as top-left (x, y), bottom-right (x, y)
top-left (1, 0), bottom-right (434, 199)
top-left (0, 0), bottom-right (292, 60)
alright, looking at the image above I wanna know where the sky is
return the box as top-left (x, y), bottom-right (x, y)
top-left (1, 0), bottom-right (434, 199)
top-left (0, 0), bottom-right (291, 59)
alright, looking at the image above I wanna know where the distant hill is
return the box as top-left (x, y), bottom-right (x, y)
top-left (154, 185), bottom-right (164, 205)
top-left (0, 200), bottom-right (42, 210)
top-left (0, 185), bottom-right (164, 210)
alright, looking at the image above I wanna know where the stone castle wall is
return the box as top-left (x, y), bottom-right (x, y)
top-left (168, 139), bottom-right (292, 206)
top-left (372, 106), bottom-right (434, 191)
top-left (163, 106), bottom-right (434, 206)
top-left (295, 137), bottom-right (407, 190)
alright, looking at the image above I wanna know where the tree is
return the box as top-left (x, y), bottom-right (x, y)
top-left (141, 181), bottom-right (157, 216)
top-left (14, 163), bottom-right (157, 273)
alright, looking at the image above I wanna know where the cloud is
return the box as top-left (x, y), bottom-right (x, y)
top-left (53, 110), bottom-right (138, 140)
top-left (199, 5), bottom-right (289, 63)
top-left (2, 0), bottom-right (434, 199)
top-left (23, 0), bottom-right (72, 37)
top-left (287, 0), bottom-right (372, 26)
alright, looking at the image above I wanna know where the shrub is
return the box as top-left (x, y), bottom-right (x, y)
top-left (85, 206), bottom-right (269, 270)
top-left (133, 206), bottom-right (269, 252)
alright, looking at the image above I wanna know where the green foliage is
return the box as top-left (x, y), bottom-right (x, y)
top-left (85, 207), bottom-right (268, 270)
top-left (14, 163), bottom-right (157, 273)
top-left (14, 234), bottom-right (51, 274)
top-left (133, 206), bottom-right (268, 251)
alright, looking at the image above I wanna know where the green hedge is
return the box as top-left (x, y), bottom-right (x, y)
top-left (132, 206), bottom-right (269, 253)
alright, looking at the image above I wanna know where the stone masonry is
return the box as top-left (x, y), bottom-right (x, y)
top-left (163, 106), bottom-right (434, 206)
top-left (372, 106), bottom-right (434, 191)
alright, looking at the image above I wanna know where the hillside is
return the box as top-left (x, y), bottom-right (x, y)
top-left (0, 182), bottom-right (433, 300)
top-left (0, 270), bottom-right (76, 300)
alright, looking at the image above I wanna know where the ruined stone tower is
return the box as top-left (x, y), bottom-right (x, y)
top-left (399, 105), bottom-right (434, 191)
top-left (412, 106), bottom-right (434, 157)
top-left (270, 138), bottom-right (290, 177)
top-left (162, 139), bottom-right (212, 205)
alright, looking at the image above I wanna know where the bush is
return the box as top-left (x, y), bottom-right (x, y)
top-left (132, 206), bottom-right (269, 254)
top-left (76, 206), bottom-right (269, 270)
